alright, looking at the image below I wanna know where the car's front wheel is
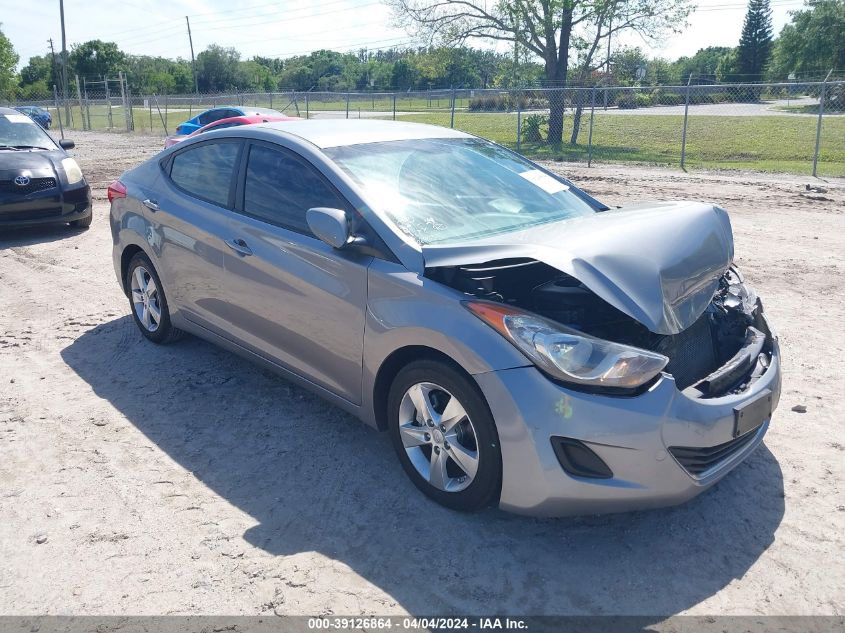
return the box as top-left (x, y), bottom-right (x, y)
top-left (71, 212), bottom-right (92, 229)
top-left (388, 360), bottom-right (502, 512)
top-left (126, 253), bottom-right (183, 344)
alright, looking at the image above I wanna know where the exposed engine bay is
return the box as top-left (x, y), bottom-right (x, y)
top-left (427, 258), bottom-right (775, 397)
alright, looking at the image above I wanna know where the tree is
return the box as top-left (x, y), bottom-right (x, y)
top-left (18, 54), bottom-right (55, 97)
top-left (671, 46), bottom-right (733, 82)
top-left (768, 0), bottom-right (845, 80)
top-left (609, 46), bottom-right (650, 84)
top-left (0, 25), bottom-right (19, 99)
top-left (69, 40), bottom-right (125, 79)
top-left (388, 0), bottom-right (692, 143)
top-left (196, 45), bottom-right (241, 92)
top-left (736, 0), bottom-right (773, 81)
top-left (715, 48), bottom-right (742, 82)
top-left (391, 58), bottom-right (419, 89)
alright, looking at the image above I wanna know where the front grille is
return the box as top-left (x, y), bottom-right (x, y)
top-left (651, 315), bottom-right (718, 390)
top-left (0, 208), bottom-right (62, 221)
top-left (0, 177), bottom-right (57, 195)
top-left (669, 429), bottom-right (759, 477)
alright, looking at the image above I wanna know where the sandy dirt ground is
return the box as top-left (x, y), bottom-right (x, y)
top-left (0, 130), bottom-right (843, 616)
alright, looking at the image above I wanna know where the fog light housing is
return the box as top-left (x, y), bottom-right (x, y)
top-left (551, 437), bottom-right (613, 479)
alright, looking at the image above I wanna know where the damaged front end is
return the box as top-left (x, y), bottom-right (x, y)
top-left (427, 258), bottom-right (775, 399)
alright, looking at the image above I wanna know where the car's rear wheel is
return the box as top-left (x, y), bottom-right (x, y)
top-left (126, 253), bottom-right (183, 344)
top-left (388, 360), bottom-right (501, 512)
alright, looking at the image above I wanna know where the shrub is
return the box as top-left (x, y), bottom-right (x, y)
top-left (468, 95), bottom-right (495, 111)
top-left (521, 114), bottom-right (547, 142)
top-left (615, 92), bottom-right (638, 109)
top-left (468, 93), bottom-right (547, 112)
top-left (635, 93), bottom-right (653, 107)
top-left (656, 92), bottom-right (683, 106)
top-left (468, 94), bottom-right (510, 111)
top-left (614, 92), bottom-right (652, 108)
top-left (827, 83), bottom-right (845, 112)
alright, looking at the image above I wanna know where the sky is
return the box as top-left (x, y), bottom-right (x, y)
top-left (1, 0), bottom-right (806, 72)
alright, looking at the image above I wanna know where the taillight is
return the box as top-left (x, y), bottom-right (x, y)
top-left (107, 180), bottom-right (127, 204)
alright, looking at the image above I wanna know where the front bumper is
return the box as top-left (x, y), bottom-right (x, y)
top-left (0, 182), bottom-right (91, 228)
top-left (475, 330), bottom-right (782, 517)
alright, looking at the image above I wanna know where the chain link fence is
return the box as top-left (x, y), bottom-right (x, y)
top-left (4, 80), bottom-right (843, 177)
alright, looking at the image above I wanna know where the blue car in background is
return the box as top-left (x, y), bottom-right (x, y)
top-left (174, 106), bottom-right (284, 135)
top-left (14, 106), bottom-right (52, 129)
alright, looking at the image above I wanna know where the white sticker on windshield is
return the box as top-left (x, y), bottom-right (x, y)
top-left (3, 114), bottom-right (31, 123)
top-left (519, 169), bottom-right (569, 194)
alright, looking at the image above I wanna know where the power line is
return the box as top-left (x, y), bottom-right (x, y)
top-left (114, 0), bottom-right (385, 50)
top-left (108, 0), bottom-right (380, 38)
top-left (266, 36), bottom-right (421, 58)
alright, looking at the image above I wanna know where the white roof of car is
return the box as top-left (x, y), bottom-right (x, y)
top-left (256, 118), bottom-right (472, 148)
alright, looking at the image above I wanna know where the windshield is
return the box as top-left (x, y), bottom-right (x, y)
top-left (0, 113), bottom-right (56, 149)
top-left (324, 138), bottom-right (598, 245)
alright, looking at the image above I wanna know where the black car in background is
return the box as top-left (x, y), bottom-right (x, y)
top-left (0, 107), bottom-right (91, 229)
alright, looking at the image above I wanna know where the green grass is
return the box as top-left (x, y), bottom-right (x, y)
top-left (773, 103), bottom-right (845, 116)
top-left (46, 101), bottom-right (845, 176)
top-left (396, 111), bottom-right (845, 176)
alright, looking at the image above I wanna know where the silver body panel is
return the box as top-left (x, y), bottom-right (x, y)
top-left (422, 201), bottom-right (735, 335)
top-left (111, 119), bottom-right (780, 516)
top-left (478, 340), bottom-right (781, 516)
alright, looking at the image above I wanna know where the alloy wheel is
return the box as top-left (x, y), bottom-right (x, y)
top-left (397, 381), bottom-right (480, 492)
top-left (130, 265), bottom-right (161, 333)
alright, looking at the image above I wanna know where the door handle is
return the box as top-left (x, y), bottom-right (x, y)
top-left (142, 198), bottom-right (160, 212)
top-left (225, 238), bottom-right (253, 256)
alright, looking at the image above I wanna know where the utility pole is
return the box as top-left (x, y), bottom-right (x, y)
top-left (59, 0), bottom-right (71, 126)
top-left (47, 39), bottom-right (58, 89)
top-left (186, 16), bottom-right (199, 94)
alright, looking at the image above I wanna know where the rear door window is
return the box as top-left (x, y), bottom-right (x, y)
top-left (169, 141), bottom-right (241, 207)
top-left (241, 143), bottom-right (346, 234)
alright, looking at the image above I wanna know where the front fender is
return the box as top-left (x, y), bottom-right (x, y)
top-left (360, 258), bottom-right (530, 427)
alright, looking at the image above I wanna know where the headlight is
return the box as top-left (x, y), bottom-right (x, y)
top-left (465, 301), bottom-right (669, 389)
top-left (61, 158), bottom-right (83, 185)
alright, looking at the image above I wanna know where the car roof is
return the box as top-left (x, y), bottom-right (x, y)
top-left (252, 119), bottom-right (472, 149)
top-left (194, 114), bottom-right (294, 134)
top-left (1, 106), bottom-right (25, 115)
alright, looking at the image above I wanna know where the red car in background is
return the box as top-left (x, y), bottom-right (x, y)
top-left (164, 114), bottom-right (297, 148)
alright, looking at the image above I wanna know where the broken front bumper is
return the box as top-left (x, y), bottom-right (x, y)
top-left (474, 328), bottom-right (781, 517)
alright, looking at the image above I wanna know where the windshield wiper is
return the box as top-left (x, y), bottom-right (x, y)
top-left (9, 145), bottom-right (50, 150)
top-left (0, 145), bottom-right (23, 151)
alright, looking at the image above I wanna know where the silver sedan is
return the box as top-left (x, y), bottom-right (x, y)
top-left (109, 120), bottom-right (781, 516)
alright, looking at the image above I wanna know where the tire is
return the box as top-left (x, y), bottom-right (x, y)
top-left (71, 212), bottom-right (92, 229)
top-left (388, 359), bottom-right (502, 512)
top-left (125, 252), bottom-right (184, 344)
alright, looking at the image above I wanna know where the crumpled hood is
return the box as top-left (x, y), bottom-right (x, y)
top-left (422, 201), bottom-right (734, 335)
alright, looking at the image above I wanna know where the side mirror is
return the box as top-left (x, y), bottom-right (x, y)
top-left (59, 139), bottom-right (75, 150)
top-left (306, 207), bottom-right (351, 249)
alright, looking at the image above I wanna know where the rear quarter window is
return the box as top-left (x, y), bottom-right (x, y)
top-left (168, 141), bottom-right (240, 207)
